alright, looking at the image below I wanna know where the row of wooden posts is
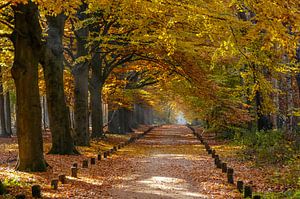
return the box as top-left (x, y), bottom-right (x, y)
top-left (187, 125), bottom-right (261, 199)
top-left (14, 126), bottom-right (156, 198)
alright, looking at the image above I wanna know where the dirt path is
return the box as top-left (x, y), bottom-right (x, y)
top-left (104, 125), bottom-right (240, 199)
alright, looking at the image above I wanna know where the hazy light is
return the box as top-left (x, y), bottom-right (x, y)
top-left (176, 112), bottom-right (187, 124)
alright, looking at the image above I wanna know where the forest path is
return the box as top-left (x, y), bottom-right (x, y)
top-left (104, 125), bottom-right (240, 199)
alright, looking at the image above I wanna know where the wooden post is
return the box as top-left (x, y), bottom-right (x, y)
top-left (118, 144), bottom-right (121, 149)
top-left (244, 185), bottom-right (252, 198)
top-left (73, 163), bottom-right (78, 168)
top-left (16, 194), bottom-right (26, 199)
top-left (227, 168), bottom-right (234, 184)
top-left (214, 155), bottom-right (219, 166)
top-left (221, 162), bottom-right (227, 173)
top-left (207, 149), bottom-right (212, 154)
top-left (32, 185), bottom-right (42, 198)
top-left (51, 179), bottom-right (58, 190)
top-left (104, 151), bottom-right (108, 158)
top-left (71, 166), bottom-right (78, 178)
top-left (97, 154), bottom-right (102, 160)
top-left (237, 181), bottom-right (243, 193)
top-left (91, 157), bottom-right (96, 165)
top-left (211, 150), bottom-right (216, 158)
top-left (58, 175), bottom-right (66, 184)
top-left (0, 180), bottom-right (5, 195)
top-left (82, 160), bottom-right (88, 168)
top-left (113, 146), bottom-right (117, 152)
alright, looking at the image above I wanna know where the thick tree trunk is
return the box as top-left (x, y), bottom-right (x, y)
top-left (41, 14), bottom-right (78, 154)
top-left (4, 92), bottom-right (12, 135)
top-left (0, 67), bottom-right (8, 137)
top-left (90, 52), bottom-right (104, 138)
top-left (73, 4), bottom-right (90, 146)
top-left (12, 2), bottom-right (47, 171)
top-left (119, 108), bottom-right (133, 133)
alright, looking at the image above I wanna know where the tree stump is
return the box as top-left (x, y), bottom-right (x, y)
top-left (15, 194), bottom-right (26, 199)
top-left (58, 175), bottom-right (66, 184)
top-left (237, 181), bottom-right (243, 193)
top-left (227, 168), bottom-right (234, 184)
top-left (91, 157), bottom-right (96, 165)
top-left (221, 162), bottom-right (227, 173)
top-left (97, 154), bottom-right (102, 160)
top-left (32, 185), bottom-right (41, 198)
top-left (82, 160), bottom-right (88, 168)
top-left (71, 166), bottom-right (78, 178)
top-left (51, 179), bottom-right (58, 190)
top-left (244, 185), bottom-right (252, 198)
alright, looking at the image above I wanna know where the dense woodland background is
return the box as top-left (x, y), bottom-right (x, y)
top-left (0, 0), bottom-right (299, 198)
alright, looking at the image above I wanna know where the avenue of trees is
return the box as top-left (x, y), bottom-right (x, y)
top-left (0, 0), bottom-right (299, 172)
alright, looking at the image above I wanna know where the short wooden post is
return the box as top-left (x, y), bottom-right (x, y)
top-left (214, 155), bottom-right (219, 165)
top-left (72, 163), bottom-right (78, 168)
top-left (217, 160), bottom-right (222, 169)
top-left (104, 151), bottom-right (108, 158)
top-left (91, 157), bottom-right (96, 165)
top-left (97, 154), bottom-right (102, 160)
top-left (237, 180), bottom-right (243, 193)
top-left (118, 144), bottom-right (121, 149)
top-left (221, 162), bottom-right (227, 173)
top-left (227, 168), bottom-right (234, 184)
top-left (113, 146), bottom-right (117, 152)
top-left (15, 194), bottom-right (26, 199)
top-left (71, 166), bottom-right (78, 178)
top-left (32, 185), bottom-right (42, 198)
top-left (82, 160), bottom-right (88, 168)
top-left (211, 150), bottom-right (216, 158)
top-left (58, 174), bottom-right (66, 184)
top-left (244, 185), bottom-right (252, 198)
top-left (253, 195), bottom-right (261, 199)
top-left (0, 180), bottom-right (5, 195)
top-left (207, 149), bottom-right (212, 154)
top-left (51, 179), bottom-right (59, 190)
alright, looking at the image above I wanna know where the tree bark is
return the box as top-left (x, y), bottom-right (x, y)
top-left (90, 52), bottom-right (104, 138)
top-left (4, 92), bottom-right (12, 135)
top-left (0, 66), bottom-right (8, 137)
top-left (11, 2), bottom-right (47, 171)
top-left (73, 4), bottom-right (90, 146)
top-left (41, 14), bottom-right (78, 154)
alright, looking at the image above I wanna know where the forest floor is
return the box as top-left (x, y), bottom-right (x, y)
top-left (0, 125), bottom-right (298, 198)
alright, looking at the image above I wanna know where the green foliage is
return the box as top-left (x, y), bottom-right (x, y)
top-left (235, 130), bottom-right (298, 164)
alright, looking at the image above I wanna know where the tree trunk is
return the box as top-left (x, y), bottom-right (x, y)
top-left (255, 91), bottom-right (272, 131)
top-left (90, 52), bottom-right (104, 138)
top-left (41, 14), bottom-right (78, 154)
top-left (0, 66), bottom-right (8, 137)
top-left (11, 2), bottom-right (47, 171)
top-left (73, 4), bottom-right (90, 146)
top-left (285, 74), bottom-right (294, 136)
top-left (4, 92), bottom-right (12, 135)
top-left (118, 108), bottom-right (133, 134)
top-left (108, 110), bottom-right (120, 133)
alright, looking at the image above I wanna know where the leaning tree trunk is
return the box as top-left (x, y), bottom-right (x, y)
top-left (0, 66), bottom-right (8, 137)
top-left (41, 13), bottom-right (78, 154)
top-left (11, 2), bottom-right (47, 171)
top-left (73, 4), bottom-right (90, 146)
top-left (4, 92), bottom-right (12, 135)
top-left (90, 52), bottom-right (104, 138)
